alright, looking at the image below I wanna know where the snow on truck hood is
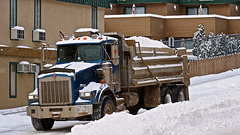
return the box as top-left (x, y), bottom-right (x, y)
top-left (38, 62), bottom-right (99, 78)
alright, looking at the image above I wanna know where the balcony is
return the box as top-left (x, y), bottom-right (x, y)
top-left (179, 0), bottom-right (240, 5)
top-left (116, 0), bottom-right (179, 4)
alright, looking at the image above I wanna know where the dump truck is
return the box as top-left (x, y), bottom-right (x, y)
top-left (27, 28), bottom-right (190, 131)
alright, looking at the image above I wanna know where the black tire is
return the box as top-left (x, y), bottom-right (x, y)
top-left (92, 104), bottom-right (101, 120)
top-left (177, 87), bottom-right (186, 102)
top-left (162, 88), bottom-right (173, 104)
top-left (92, 95), bottom-right (116, 120)
top-left (31, 117), bottom-right (54, 131)
top-left (101, 95), bottom-right (116, 117)
top-left (128, 105), bottom-right (140, 115)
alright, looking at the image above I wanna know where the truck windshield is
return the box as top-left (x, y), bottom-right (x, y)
top-left (57, 44), bottom-right (101, 62)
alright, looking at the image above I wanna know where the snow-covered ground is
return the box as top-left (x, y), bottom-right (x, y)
top-left (1, 69), bottom-right (240, 135)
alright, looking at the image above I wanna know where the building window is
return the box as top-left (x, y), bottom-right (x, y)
top-left (9, 62), bottom-right (17, 98)
top-left (10, 0), bottom-right (17, 28)
top-left (123, 6), bottom-right (146, 14)
top-left (34, 0), bottom-right (41, 29)
top-left (187, 7), bottom-right (208, 15)
top-left (92, 7), bottom-right (97, 29)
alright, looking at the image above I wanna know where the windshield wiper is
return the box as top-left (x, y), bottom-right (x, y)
top-left (79, 53), bottom-right (85, 62)
top-left (74, 50), bottom-right (85, 62)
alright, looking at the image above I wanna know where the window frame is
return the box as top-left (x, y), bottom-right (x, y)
top-left (34, 0), bottom-right (41, 29)
top-left (123, 6), bottom-right (146, 14)
top-left (10, 0), bottom-right (17, 29)
top-left (9, 62), bottom-right (17, 98)
top-left (92, 6), bottom-right (97, 29)
top-left (186, 7), bottom-right (209, 15)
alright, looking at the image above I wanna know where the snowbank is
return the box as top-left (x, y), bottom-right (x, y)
top-left (69, 90), bottom-right (240, 135)
top-left (126, 36), bottom-right (169, 48)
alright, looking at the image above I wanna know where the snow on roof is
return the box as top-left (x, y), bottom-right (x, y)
top-left (105, 14), bottom-right (238, 20)
top-left (34, 29), bottom-right (46, 32)
top-left (16, 45), bottom-right (31, 49)
top-left (126, 36), bottom-right (169, 48)
top-left (11, 26), bottom-right (24, 30)
top-left (75, 28), bottom-right (99, 33)
top-left (0, 44), bottom-right (9, 47)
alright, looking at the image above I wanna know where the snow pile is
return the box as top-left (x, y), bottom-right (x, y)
top-left (69, 91), bottom-right (240, 135)
top-left (126, 36), bottom-right (169, 48)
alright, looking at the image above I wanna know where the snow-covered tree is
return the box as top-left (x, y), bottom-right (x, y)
top-left (192, 24), bottom-right (240, 59)
top-left (192, 24), bottom-right (206, 56)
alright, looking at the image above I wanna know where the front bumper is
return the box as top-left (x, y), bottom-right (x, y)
top-left (27, 105), bottom-right (93, 119)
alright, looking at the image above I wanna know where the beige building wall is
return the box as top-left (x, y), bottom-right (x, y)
top-left (0, 0), bottom-right (105, 49)
top-left (0, 0), bottom-right (106, 109)
top-left (105, 17), bottom-right (151, 38)
top-left (0, 47), bottom-right (56, 109)
top-left (105, 15), bottom-right (240, 39)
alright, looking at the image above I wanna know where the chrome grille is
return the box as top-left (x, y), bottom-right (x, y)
top-left (39, 77), bottom-right (72, 106)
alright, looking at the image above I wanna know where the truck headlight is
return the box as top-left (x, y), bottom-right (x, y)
top-left (28, 95), bottom-right (38, 101)
top-left (79, 92), bottom-right (91, 98)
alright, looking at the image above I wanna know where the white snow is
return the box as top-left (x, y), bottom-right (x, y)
top-left (50, 62), bottom-right (99, 73)
top-left (133, 55), bottom-right (178, 61)
top-left (43, 63), bottom-right (53, 68)
top-left (80, 82), bottom-right (103, 92)
top-left (34, 29), bottom-right (46, 32)
top-left (16, 45), bottom-right (31, 49)
top-left (29, 88), bottom-right (38, 96)
top-left (0, 44), bottom-right (9, 47)
top-left (105, 14), bottom-right (235, 20)
top-left (38, 72), bottom-right (75, 78)
top-left (19, 61), bottom-right (30, 65)
top-left (11, 26), bottom-right (24, 30)
top-left (56, 35), bottom-right (117, 45)
top-left (126, 36), bottom-right (169, 48)
top-left (75, 28), bottom-right (99, 33)
top-left (133, 63), bottom-right (182, 70)
top-left (68, 68), bottom-right (240, 135)
top-left (1, 69), bottom-right (240, 134)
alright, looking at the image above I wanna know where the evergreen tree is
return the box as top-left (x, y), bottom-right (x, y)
top-left (192, 24), bottom-right (206, 56)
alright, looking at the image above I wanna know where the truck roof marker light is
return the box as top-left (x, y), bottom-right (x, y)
top-left (98, 37), bottom-right (102, 40)
top-left (78, 38), bottom-right (81, 40)
top-left (83, 37), bottom-right (87, 40)
top-left (60, 39), bottom-right (63, 41)
top-left (73, 38), bottom-right (76, 40)
top-left (100, 80), bottom-right (105, 84)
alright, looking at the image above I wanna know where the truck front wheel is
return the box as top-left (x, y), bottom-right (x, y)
top-left (92, 95), bottom-right (116, 121)
top-left (101, 95), bottom-right (116, 117)
top-left (31, 117), bottom-right (54, 131)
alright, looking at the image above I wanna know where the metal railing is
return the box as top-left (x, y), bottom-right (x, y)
top-left (163, 33), bottom-right (240, 60)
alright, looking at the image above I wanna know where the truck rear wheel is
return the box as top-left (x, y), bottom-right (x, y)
top-left (128, 104), bottom-right (140, 115)
top-left (177, 87), bottom-right (186, 102)
top-left (162, 89), bottom-right (173, 104)
top-left (31, 117), bottom-right (54, 131)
